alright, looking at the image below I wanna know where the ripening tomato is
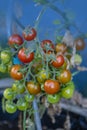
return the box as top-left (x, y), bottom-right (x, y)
top-left (1, 50), bottom-right (12, 64)
top-left (74, 38), bottom-right (85, 50)
top-left (10, 65), bottom-right (23, 80)
top-left (26, 81), bottom-right (41, 95)
top-left (23, 27), bottom-right (37, 41)
top-left (41, 40), bottom-right (54, 52)
top-left (5, 101), bottom-right (17, 114)
top-left (17, 98), bottom-right (29, 111)
top-left (8, 34), bottom-right (23, 47)
top-left (44, 79), bottom-right (60, 94)
top-left (52, 55), bottom-right (65, 68)
top-left (55, 43), bottom-right (67, 53)
top-left (3, 88), bottom-right (14, 100)
top-left (59, 69), bottom-right (72, 84)
top-left (47, 93), bottom-right (61, 104)
top-left (61, 81), bottom-right (75, 99)
top-left (37, 69), bottom-right (50, 83)
top-left (18, 48), bottom-right (34, 63)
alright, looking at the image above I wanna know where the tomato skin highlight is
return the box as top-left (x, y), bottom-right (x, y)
top-left (47, 93), bottom-right (61, 104)
top-left (44, 79), bottom-right (60, 94)
top-left (23, 28), bottom-right (37, 41)
top-left (8, 34), bottom-right (23, 47)
top-left (10, 65), bottom-right (23, 80)
top-left (18, 48), bottom-right (34, 63)
top-left (52, 55), bottom-right (65, 68)
top-left (41, 40), bottom-right (54, 52)
top-left (26, 81), bottom-right (41, 95)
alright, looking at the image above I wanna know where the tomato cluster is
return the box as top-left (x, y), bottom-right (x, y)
top-left (1, 26), bottom-right (84, 114)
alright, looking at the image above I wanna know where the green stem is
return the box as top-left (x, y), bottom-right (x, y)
top-left (23, 110), bottom-right (27, 130)
top-left (72, 70), bottom-right (80, 77)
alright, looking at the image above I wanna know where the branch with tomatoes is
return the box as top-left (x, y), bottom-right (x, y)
top-left (0, 25), bottom-right (86, 129)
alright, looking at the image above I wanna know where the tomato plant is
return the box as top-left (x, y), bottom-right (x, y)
top-left (23, 27), bottom-right (37, 41)
top-left (24, 93), bottom-right (34, 102)
top-left (10, 65), bottom-right (23, 80)
top-left (18, 48), bottom-right (34, 63)
top-left (41, 40), bottom-right (54, 52)
top-left (26, 81), bottom-right (41, 95)
top-left (44, 79), bottom-right (60, 94)
top-left (0, 50), bottom-right (11, 64)
top-left (52, 55), bottom-right (65, 68)
top-left (8, 34), bottom-right (23, 47)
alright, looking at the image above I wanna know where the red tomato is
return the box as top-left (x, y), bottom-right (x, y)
top-left (8, 34), bottom-right (23, 47)
top-left (10, 65), bottom-right (23, 80)
top-left (44, 79), bottom-right (60, 94)
top-left (52, 55), bottom-right (65, 68)
top-left (18, 48), bottom-right (34, 63)
top-left (26, 81), bottom-right (41, 95)
top-left (23, 27), bottom-right (37, 41)
top-left (41, 40), bottom-right (54, 52)
top-left (59, 69), bottom-right (72, 84)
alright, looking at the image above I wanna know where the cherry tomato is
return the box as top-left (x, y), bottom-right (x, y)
top-left (61, 81), bottom-right (75, 99)
top-left (17, 98), bottom-right (29, 111)
top-left (12, 80), bottom-right (25, 94)
top-left (10, 65), bottom-right (23, 80)
top-left (18, 48), bottom-right (34, 63)
top-left (26, 81), bottom-right (41, 95)
top-left (41, 40), bottom-right (54, 52)
top-left (47, 93), bottom-right (61, 104)
top-left (52, 55), bottom-right (65, 68)
top-left (0, 63), bottom-right (7, 73)
top-left (3, 88), bottom-right (14, 100)
top-left (37, 69), bottom-right (50, 83)
top-left (23, 27), bottom-right (37, 41)
top-left (44, 79), bottom-right (60, 94)
top-left (59, 69), bottom-right (72, 84)
top-left (1, 50), bottom-right (11, 64)
top-left (55, 43), bottom-right (67, 53)
top-left (8, 34), bottom-right (23, 47)
top-left (24, 93), bottom-right (34, 102)
top-left (74, 38), bottom-right (85, 50)
top-left (5, 101), bottom-right (17, 114)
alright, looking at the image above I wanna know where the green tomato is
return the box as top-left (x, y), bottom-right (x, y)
top-left (37, 69), bottom-right (50, 83)
top-left (3, 88), bottom-right (14, 100)
top-left (0, 63), bottom-right (7, 73)
top-left (47, 93), bottom-right (61, 104)
top-left (61, 81), bottom-right (75, 99)
top-left (5, 100), bottom-right (17, 114)
top-left (17, 98), bottom-right (29, 111)
top-left (12, 80), bottom-right (25, 94)
top-left (24, 93), bottom-right (34, 102)
top-left (1, 50), bottom-right (11, 64)
top-left (74, 54), bottom-right (82, 65)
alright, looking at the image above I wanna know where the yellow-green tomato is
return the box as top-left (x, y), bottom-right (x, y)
top-left (61, 81), bottom-right (75, 99)
top-left (5, 101), bottom-right (17, 114)
top-left (17, 98), bottom-right (29, 111)
top-left (47, 93), bottom-right (61, 104)
top-left (24, 93), bottom-right (34, 102)
top-left (3, 88), bottom-right (14, 100)
top-left (37, 69), bottom-right (50, 83)
top-left (74, 54), bottom-right (82, 65)
top-left (12, 80), bottom-right (25, 94)
top-left (0, 63), bottom-right (7, 73)
top-left (1, 50), bottom-right (11, 64)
